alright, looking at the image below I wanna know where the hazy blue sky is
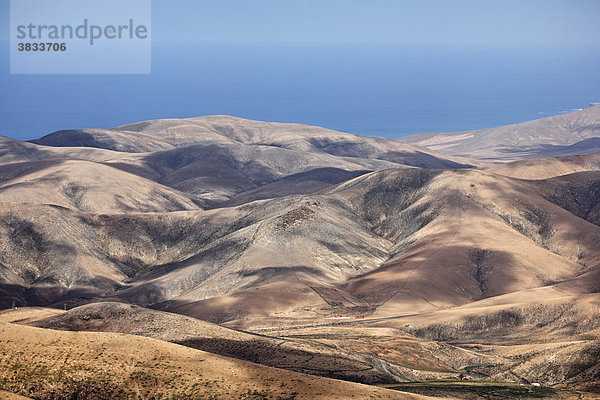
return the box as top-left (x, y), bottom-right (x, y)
top-left (149, 0), bottom-right (600, 45)
top-left (2, 0), bottom-right (600, 46)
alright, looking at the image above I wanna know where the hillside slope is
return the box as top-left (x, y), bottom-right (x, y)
top-left (0, 309), bottom-right (428, 400)
top-left (1, 160), bottom-right (599, 321)
top-left (399, 106), bottom-right (600, 162)
top-left (1, 115), bottom-right (600, 395)
top-left (0, 117), bottom-right (464, 207)
top-left (0, 160), bottom-right (200, 213)
top-left (484, 152), bottom-right (600, 180)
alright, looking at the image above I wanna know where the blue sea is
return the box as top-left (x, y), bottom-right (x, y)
top-left (1, 42), bottom-right (600, 141)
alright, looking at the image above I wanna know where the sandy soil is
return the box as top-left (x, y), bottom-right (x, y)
top-left (0, 311), bottom-right (433, 400)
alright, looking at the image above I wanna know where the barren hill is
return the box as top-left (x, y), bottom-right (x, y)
top-left (27, 302), bottom-right (423, 384)
top-left (13, 116), bottom-right (469, 206)
top-left (1, 115), bottom-right (600, 397)
top-left (0, 308), bottom-right (429, 399)
top-left (484, 152), bottom-right (600, 180)
top-left (2, 116), bottom-right (599, 325)
top-left (399, 105), bottom-right (600, 162)
top-left (2, 162), bottom-right (599, 324)
top-left (0, 160), bottom-right (200, 213)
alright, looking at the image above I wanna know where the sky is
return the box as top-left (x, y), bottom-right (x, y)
top-left (2, 0), bottom-right (599, 46)
top-left (150, 0), bottom-right (600, 46)
top-left (1, 0), bottom-right (600, 140)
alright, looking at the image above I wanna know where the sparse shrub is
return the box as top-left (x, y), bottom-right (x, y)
top-left (467, 247), bottom-right (492, 294)
top-left (576, 245), bottom-right (586, 260)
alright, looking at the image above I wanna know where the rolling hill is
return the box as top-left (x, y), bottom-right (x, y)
top-left (16, 116), bottom-right (470, 207)
top-left (1, 114), bottom-right (599, 398)
top-left (399, 105), bottom-right (600, 162)
top-left (0, 307), bottom-right (429, 400)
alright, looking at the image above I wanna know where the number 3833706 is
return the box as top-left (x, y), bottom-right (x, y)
top-left (17, 42), bottom-right (67, 51)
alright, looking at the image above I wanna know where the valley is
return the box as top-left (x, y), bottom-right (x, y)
top-left (0, 110), bottom-right (599, 399)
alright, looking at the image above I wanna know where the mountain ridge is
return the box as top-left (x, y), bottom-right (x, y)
top-left (1, 113), bottom-right (600, 396)
top-left (399, 105), bottom-right (600, 161)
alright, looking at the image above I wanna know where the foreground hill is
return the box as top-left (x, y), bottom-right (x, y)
top-left (399, 106), bottom-right (600, 162)
top-left (27, 302), bottom-right (419, 384)
top-left (6, 300), bottom-right (599, 398)
top-left (0, 308), bottom-right (428, 400)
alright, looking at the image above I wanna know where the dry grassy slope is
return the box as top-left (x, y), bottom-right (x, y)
top-left (369, 287), bottom-right (600, 392)
top-left (19, 303), bottom-right (600, 394)
top-left (0, 315), bottom-right (431, 400)
top-left (0, 391), bottom-right (31, 400)
top-left (26, 302), bottom-right (422, 385)
top-left (399, 106), bottom-right (600, 162)
top-left (26, 303), bottom-right (525, 387)
top-left (0, 306), bottom-right (64, 324)
top-left (29, 302), bottom-right (252, 341)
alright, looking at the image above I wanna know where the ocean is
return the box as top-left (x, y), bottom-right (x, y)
top-left (1, 42), bottom-right (599, 140)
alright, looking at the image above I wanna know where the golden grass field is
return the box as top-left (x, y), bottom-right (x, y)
top-left (0, 308), bottom-right (433, 400)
